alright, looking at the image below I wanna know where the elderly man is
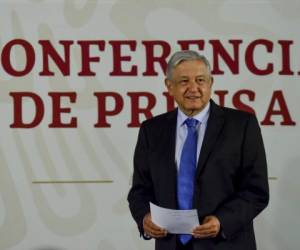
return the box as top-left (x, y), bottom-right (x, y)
top-left (128, 50), bottom-right (269, 250)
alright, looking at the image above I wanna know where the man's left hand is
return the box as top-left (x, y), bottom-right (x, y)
top-left (192, 215), bottom-right (221, 238)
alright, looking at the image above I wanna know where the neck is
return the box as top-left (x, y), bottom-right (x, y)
top-left (186, 110), bottom-right (198, 117)
top-left (182, 105), bottom-right (207, 117)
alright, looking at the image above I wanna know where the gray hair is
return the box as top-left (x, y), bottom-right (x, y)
top-left (166, 50), bottom-right (211, 80)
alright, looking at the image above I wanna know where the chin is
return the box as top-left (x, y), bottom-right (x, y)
top-left (186, 105), bottom-right (202, 111)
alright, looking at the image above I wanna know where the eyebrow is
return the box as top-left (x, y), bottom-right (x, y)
top-left (178, 75), bottom-right (206, 79)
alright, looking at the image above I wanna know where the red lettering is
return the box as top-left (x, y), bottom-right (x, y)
top-left (39, 40), bottom-right (73, 76)
top-left (210, 40), bottom-right (242, 74)
top-left (109, 40), bottom-right (137, 76)
top-left (261, 90), bottom-right (296, 125)
top-left (1, 39), bottom-right (35, 76)
top-left (94, 92), bottom-right (124, 127)
top-left (127, 92), bottom-right (156, 127)
top-left (78, 40), bottom-right (105, 76)
top-left (278, 40), bottom-right (294, 75)
top-left (10, 92), bottom-right (44, 128)
top-left (232, 89), bottom-right (255, 114)
top-left (245, 39), bottom-right (273, 75)
top-left (214, 90), bottom-right (229, 107)
top-left (48, 92), bottom-right (77, 128)
top-left (163, 92), bottom-right (175, 112)
top-left (142, 41), bottom-right (171, 76)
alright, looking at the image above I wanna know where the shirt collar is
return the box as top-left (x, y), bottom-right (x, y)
top-left (177, 102), bottom-right (210, 127)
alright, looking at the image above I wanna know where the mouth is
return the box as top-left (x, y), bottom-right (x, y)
top-left (185, 96), bottom-right (200, 100)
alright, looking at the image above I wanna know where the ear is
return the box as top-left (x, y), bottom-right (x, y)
top-left (165, 79), bottom-right (174, 96)
top-left (210, 76), bottom-right (214, 88)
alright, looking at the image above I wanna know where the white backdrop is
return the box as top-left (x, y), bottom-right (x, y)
top-left (0, 1), bottom-right (299, 250)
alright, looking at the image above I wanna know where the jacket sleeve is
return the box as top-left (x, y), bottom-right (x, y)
top-left (127, 122), bottom-right (154, 238)
top-left (214, 114), bottom-right (269, 239)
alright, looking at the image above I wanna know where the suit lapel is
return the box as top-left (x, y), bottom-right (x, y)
top-left (165, 109), bottom-right (177, 159)
top-left (158, 103), bottom-right (224, 205)
top-left (162, 109), bottom-right (178, 208)
top-left (196, 100), bottom-right (225, 177)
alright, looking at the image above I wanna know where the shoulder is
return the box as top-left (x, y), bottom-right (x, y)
top-left (210, 100), bottom-right (259, 129)
top-left (141, 109), bottom-right (177, 129)
top-left (217, 108), bottom-right (261, 137)
top-left (210, 99), bottom-right (254, 121)
top-left (137, 109), bottom-right (177, 142)
top-left (222, 106), bottom-right (254, 121)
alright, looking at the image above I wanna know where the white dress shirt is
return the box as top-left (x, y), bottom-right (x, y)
top-left (175, 103), bottom-right (210, 170)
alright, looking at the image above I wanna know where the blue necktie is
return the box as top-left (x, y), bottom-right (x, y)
top-left (177, 118), bottom-right (199, 245)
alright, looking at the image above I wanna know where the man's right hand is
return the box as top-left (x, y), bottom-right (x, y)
top-left (143, 213), bottom-right (168, 238)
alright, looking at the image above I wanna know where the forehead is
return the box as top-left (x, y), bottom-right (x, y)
top-left (173, 59), bottom-right (209, 76)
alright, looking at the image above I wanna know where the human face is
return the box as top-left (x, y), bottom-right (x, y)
top-left (165, 59), bottom-right (213, 117)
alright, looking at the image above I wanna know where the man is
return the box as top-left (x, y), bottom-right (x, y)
top-left (127, 50), bottom-right (269, 250)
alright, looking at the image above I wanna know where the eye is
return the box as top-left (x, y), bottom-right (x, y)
top-left (196, 78), bottom-right (204, 83)
top-left (196, 78), bottom-right (207, 85)
top-left (179, 79), bottom-right (189, 85)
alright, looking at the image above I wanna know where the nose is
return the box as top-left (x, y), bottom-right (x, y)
top-left (188, 80), bottom-right (198, 91)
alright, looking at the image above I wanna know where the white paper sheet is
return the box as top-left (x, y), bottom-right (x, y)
top-left (150, 202), bottom-right (199, 234)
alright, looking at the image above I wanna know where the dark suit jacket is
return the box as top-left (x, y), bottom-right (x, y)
top-left (128, 99), bottom-right (269, 250)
